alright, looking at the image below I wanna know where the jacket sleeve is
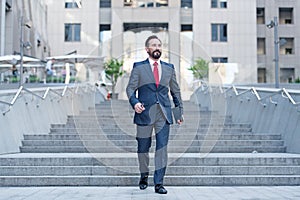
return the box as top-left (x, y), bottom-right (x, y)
top-left (169, 65), bottom-right (184, 115)
top-left (126, 63), bottom-right (140, 109)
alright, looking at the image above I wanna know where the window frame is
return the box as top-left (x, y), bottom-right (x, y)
top-left (65, 23), bottom-right (81, 42)
top-left (99, 24), bottom-right (111, 43)
top-left (211, 0), bottom-right (227, 9)
top-left (211, 24), bottom-right (227, 42)
top-left (257, 8), bottom-right (265, 24)
top-left (100, 0), bottom-right (111, 8)
top-left (65, 0), bottom-right (82, 8)
top-left (279, 7), bottom-right (294, 24)
top-left (212, 57), bottom-right (228, 63)
top-left (257, 38), bottom-right (266, 55)
top-left (124, 0), bottom-right (168, 8)
top-left (181, 0), bottom-right (192, 8)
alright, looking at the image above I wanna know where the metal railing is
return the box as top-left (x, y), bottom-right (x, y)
top-left (198, 83), bottom-right (300, 109)
top-left (0, 84), bottom-right (94, 115)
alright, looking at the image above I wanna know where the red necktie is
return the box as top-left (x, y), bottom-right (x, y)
top-left (153, 62), bottom-right (159, 88)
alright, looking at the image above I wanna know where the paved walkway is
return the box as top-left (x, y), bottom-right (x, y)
top-left (1, 186), bottom-right (300, 200)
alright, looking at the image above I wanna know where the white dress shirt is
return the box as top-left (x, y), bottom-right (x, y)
top-left (148, 58), bottom-right (162, 81)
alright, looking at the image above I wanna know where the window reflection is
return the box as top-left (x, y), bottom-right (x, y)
top-left (211, 24), bottom-right (227, 42)
top-left (211, 0), bottom-right (227, 8)
top-left (100, 0), bottom-right (111, 8)
top-left (99, 24), bottom-right (112, 57)
top-left (124, 0), bottom-right (168, 8)
top-left (181, 0), bottom-right (192, 8)
top-left (65, 0), bottom-right (82, 8)
top-left (65, 23), bottom-right (81, 42)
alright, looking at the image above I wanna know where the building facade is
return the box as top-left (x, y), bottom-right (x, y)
top-left (0, 0), bottom-right (50, 83)
top-left (257, 0), bottom-right (300, 84)
top-left (2, 0), bottom-right (300, 90)
top-left (0, 0), bottom-right (49, 58)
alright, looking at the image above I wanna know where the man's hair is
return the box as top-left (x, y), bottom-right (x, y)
top-left (145, 35), bottom-right (162, 47)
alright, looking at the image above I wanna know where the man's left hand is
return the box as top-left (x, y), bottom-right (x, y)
top-left (177, 116), bottom-right (184, 125)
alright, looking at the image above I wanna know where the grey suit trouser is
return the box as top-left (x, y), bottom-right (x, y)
top-left (136, 104), bottom-right (170, 185)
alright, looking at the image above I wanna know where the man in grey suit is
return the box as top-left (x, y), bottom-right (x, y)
top-left (126, 35), bottom-right (183, 194)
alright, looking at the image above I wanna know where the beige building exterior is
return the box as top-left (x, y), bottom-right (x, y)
top-left (1, 0), bottom-right (300, 92)
top-left (0, 0), bottom-right (49, 58)
top-left (257, 0), bottom-right (300, 84)
top-left (0, 0), bottom-right (49, 83)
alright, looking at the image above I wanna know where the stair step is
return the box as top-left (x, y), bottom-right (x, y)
top-left (5, 99), bottom-right (297, 186)
top-left (49, 128), bottom-right (253, 134)
top-left (1, 175), bottom-right (300, 186)
top-left (1, 166), bottom-right (300, 176)
top-left (21, 140), bottom-right (284, 147)
top-left (1, 153), bottom-right (299, 166)
top-left (20, 146), bottom-right (286, 153)
top-left (23, 134), bottom-right (282, 141)
top-left (51, 123), bottom-right (251, 129)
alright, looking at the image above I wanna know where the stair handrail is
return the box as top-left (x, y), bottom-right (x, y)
top-left (23, 87), bottom-right (47, 100)
top-left (0, 84), bottom-right (92, 115)
top-left (282, 88), bottom-right (300, 105)
top-left (0, 86), bottom-right (24, 107)
top-left (218, 85), bottom-right (300, 108)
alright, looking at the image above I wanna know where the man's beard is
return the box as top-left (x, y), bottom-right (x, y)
top-left (150, 50), bottom-right (161, 59)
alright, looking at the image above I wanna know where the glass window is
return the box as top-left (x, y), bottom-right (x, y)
top-left (279, 8), bottom-right (293, 24)
top-left (257, 8), bottom-right (265, 24)
top-left (99, 24), bottom-right (112, 57)
top-left (280, 68), bottom-right (295, 83)
top-left (279, 37), bottom-right (294, 55)
top-left (100, 0), bottom-right (111, 8)
top-left (157, 1), bottom-right (168, 7)
top-left (65, 0), bottom-right (82, 8)
top-left (99, 24), bottom-right (111, 42)
top-left (211, 0), bottom-right (227, 8)
top-left (211, 24), bottom-right (227, 42)
top-left (211, 0), bottom-right (218, 8)
top-left (219, 24), bottom-right (227, 41)
top-left (123, 23), bottom-right (168, 32)
top-left (181, 0), bottom-right (192, 8)
top-left (212, 57), bottom-right (228, 63)
top-left (257, 38), bottom-right (266, 55)
top-left (181, 25), bottom-right (193, 31)
top-left (211, 24), bottom-right (218, 41)
top-left (147, 2), bottom-right (154, 7)
top-left (124, 0), bottom-right (168, 8)
top-left (220, 0), bottom-right (227, 8)
top-left (65, 23), bottom-right (81, 42)
top-left (258, 68), bottom-right (266, 83)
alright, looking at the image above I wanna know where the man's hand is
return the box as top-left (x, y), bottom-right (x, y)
top-left (177, 116), bottom-right (184, 125)
top-left (134, 102), bottom-right (145, 114)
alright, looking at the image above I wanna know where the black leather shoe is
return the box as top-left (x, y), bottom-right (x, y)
top-left (139, 176), bottom-right (148, 190)
top-left (155, 184), bottom-right (167, 194)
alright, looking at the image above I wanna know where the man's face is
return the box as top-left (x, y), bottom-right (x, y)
top-left (146, 39), bottom-right (162, 60)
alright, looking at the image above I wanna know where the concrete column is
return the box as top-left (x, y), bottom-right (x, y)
top-left (168, 3), bottom-right (181, 84)
top-left (111, 0), bottom-right (123, 58)
top-left (0, 0), bottom-right (6, 55)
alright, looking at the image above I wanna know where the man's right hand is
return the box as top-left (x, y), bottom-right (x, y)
top-left (134, 102), bottom-right (145, 114)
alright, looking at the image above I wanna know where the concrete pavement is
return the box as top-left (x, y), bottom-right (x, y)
top-left (1, 186), bottom-right (300, 200)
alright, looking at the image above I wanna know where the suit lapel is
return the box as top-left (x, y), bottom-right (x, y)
top-left (142, 59), bottom-right (168, 86)
top-left (143, 59), bottom-right (155, 84)
top-left (160, 61), bottom-right (166, 84)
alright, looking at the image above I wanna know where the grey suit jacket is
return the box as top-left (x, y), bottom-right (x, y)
top-left (126, 58), bottom-right (183, 125)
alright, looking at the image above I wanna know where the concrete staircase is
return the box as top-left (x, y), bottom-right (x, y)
top-left (1, 100), bottom-right (300, 186)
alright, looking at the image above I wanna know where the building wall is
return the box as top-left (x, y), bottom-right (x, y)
top-left (0, 0), bottom-right (49, 58)
top-left (194, 0), bottom-right (257, 84)
top-left (257, 0), bottom-right (300, 83)
top-left (47, 1), bottom-right (100, 56)
top-left (44, 0), bottom-right (300, 89)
